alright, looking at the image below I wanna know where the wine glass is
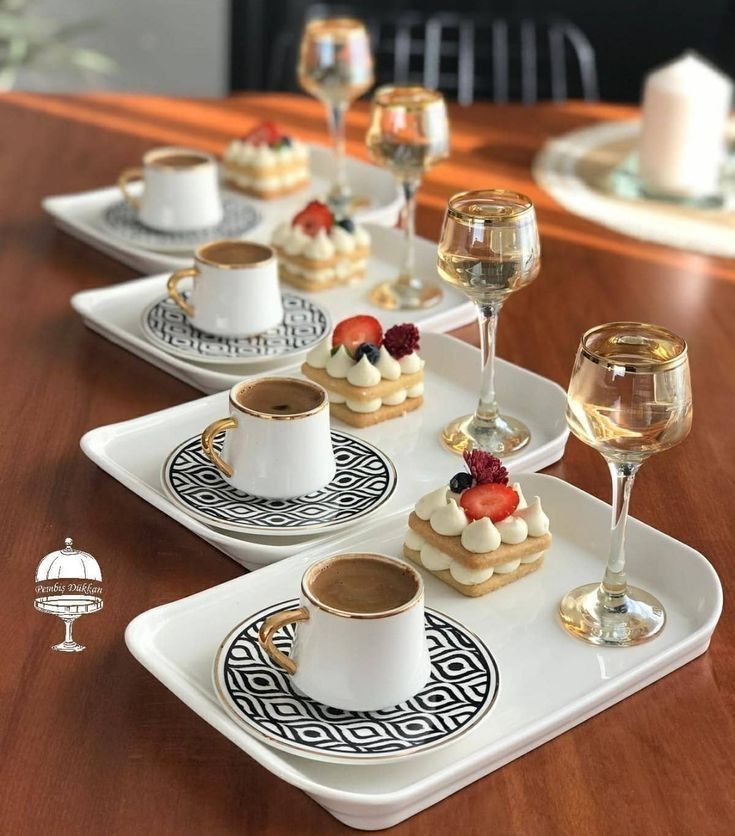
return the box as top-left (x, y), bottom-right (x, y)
top-left (366, 85), bottom-right (449, 310)
top-left (437, 189), bottom-right (541, 454)
top-left (560, 322), bottom-right (692, 646)
top-left (297, 17), bottom-right (374, 216)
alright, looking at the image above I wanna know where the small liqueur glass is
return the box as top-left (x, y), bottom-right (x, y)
top-left (365, 85), bottom-right (449, 310)
top-left (437, 189), bottom-right (541, 455)
top-left (297, 17), bottom-right (374, 216)
top-left (560, 322), bottom-right (692, 646)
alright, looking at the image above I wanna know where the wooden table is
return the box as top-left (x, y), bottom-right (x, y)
top-left (1, 93), bottom-right (733, 835)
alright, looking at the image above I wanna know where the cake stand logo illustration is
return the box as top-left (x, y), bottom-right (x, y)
top-left (34, 538), bottom-right (103, 653)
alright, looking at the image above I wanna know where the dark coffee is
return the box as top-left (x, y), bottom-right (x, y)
top-left (199, 240), bottom-right (272, 268)
top-left (309, 555), bottom-right (419, 614)
top-left (236, 378), bottom-right (324, 416)
top-left (152, 152), bottom-right (209, 168)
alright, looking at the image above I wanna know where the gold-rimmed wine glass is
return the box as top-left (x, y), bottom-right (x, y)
top-left (297, 17), bottom-right (374, 216)
top-left (560, 322), bottom-right (692, 646)
top-left (437, 189), bottom-right (541, 454)
top-left (366, 85), bottom-right (449, 310)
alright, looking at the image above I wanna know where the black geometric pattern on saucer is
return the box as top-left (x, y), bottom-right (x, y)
top-left (162, 431), bottom-right (396, 535)
top-left (141, 291), bottom-right (330, 364)
top-left (103, 194), bottom-right (261, 251)
top-left (214, 600), bottom-right (499, 764)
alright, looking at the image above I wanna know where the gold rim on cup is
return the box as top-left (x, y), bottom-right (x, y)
top-left (143, 147), bottom-right (213, 169)
top-left (229, 377), bottom-right (329, 421)
top-left (301, 553), bottom-right (424, 620)
top-left (195, 240), bottom-right (275, 270)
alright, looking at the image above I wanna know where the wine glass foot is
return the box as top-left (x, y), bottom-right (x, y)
top-left (440, 413), bottom-right (531, 456)
top-left (559, 582), bottom-right (665, 647)
top-left (369, 279), bottom-right (443, 311)
top-left (52, 640), bottom-right (86, 653)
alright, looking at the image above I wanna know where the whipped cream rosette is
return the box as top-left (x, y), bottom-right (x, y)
top-left (222, 122), bottom-right (309, 199)
top-left (302, 316), bottom-right (424, 427)
top-left (403, 451), bottom-right (551, 596)
top-left (272, 200), bottom-right (370, 291)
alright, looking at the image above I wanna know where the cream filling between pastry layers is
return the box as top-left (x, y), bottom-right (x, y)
top-left (225, 169), bottom-right (308, 191)
top-left (279, 258), bottom-right (368, 283)
top-left (329, 383), bottom-right (424, 412)
top-left (404, 528), bottom-right (544, 586)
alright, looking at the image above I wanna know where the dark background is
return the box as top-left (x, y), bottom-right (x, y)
top-left (230, 0), bottom-right (735, 101)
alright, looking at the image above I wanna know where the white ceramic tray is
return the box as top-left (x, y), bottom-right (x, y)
top-left (71, 228), bottom-right (476, 393)
top-left (125, 472), bottom-right (722, 830)
top-left (43, 144), bottom-right (403, 274)
top-left (80, 333), bottom-right (569, 569)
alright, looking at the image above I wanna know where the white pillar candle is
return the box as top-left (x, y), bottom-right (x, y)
top-left (638, 53), bottom-right (732, 198)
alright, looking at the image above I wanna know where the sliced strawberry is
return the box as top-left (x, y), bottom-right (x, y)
top-left (243, 121), bottom-right (281, 146)
top-left (332, 315), bottom-right (383, 356)
top-left (292, 200), bottom-right (334, 237)
top-left (460, 483), bottom-right (519, 522)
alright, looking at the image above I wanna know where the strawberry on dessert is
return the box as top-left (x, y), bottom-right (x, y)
top-left (271, 202), bottom-right (370, 292)
top-left (301, 318), bottom-right (424, 427)
top-left (403, 451), bottom-right (551, 597)
top-left (292, 200), bottom-right (334, 237)
top-left (222, 122), bottom-right (309, 199)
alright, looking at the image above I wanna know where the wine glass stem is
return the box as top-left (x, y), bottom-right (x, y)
top-left (395, 178), bottom-right (420, 288)
top-left (474, 301), bottom-right (503, 423)
top-left (600, 460), bottom-right (641, 606)
top-left (326, 101), bottom-right (349, 199)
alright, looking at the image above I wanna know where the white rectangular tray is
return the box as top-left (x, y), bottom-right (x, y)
top-left (71, 226), bottom-right (476, 394)
top-left (125, 472), bottom-right (722, 830)
top-left (43, 145), bottom-right (402, 274)
top-left (80, 333), bottom-right (569, 569)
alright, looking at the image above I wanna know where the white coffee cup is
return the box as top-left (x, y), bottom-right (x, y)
top-left (259, 553), bottom-right (431, 711)
top-left (118, 147), bottom-right (223, 231)
top-left (201, 377), bottom-right (335, 499)
top-left (167, 240), bottom-right (283, 337)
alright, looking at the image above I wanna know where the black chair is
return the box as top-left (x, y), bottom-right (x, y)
top-left (264, 5), bottom-right (599, 104)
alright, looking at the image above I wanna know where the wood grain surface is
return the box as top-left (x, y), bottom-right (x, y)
top-left (0, 93), bottom-right (733, 835)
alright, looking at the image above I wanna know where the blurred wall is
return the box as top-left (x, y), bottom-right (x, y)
top-left (13, 0), bottom-right (229, 95)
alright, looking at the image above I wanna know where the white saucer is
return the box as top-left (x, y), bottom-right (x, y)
top-left (102, 194), bottom-right (261, 253)
top-left (140, 291), bottom-right (330, 366)
top-left (213, 601), bottom-right (498, 764)
top-left (161, 430), bottom-right (397, 536)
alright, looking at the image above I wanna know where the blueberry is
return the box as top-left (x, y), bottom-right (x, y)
top-left (354, 342), bottom-right (380, 364)
top-left (337, 217), bottom-right (355, 233)
top-left (449, 472), bottom-right (473, 493)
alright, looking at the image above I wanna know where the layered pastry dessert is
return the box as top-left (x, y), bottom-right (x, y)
top-left (222, 122), bottom-right (309, 199)
top-left (302, 315), bottom-right (424, 427)
top-left (403, 452), bottom-right (551, 597)
top-left (272, 201), bottom-right (370, 291)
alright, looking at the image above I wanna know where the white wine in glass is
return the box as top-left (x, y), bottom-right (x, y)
top-left (298, 17), bottom-right (374, 216)
top-left (366, 85), bottom-right (449, 310)
top-left (560, 322), bottom-right (692, 646)
top-left (437, 189), bottom-right (541, 454)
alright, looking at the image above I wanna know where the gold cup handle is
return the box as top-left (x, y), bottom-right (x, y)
top-left (259, 607), bottom-right (310, 675)
top-left (167, 266), bottom-right (198, 317)
top-left (118, 166), bottom-right (144, 209)
top-left (201, 416), bottom-right (238, 477)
